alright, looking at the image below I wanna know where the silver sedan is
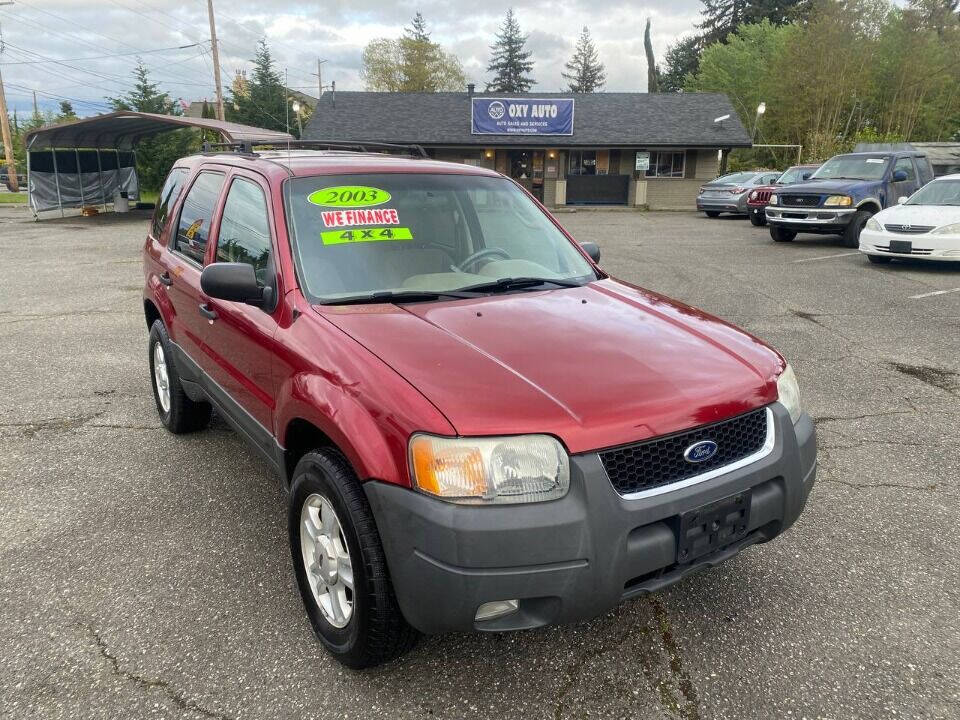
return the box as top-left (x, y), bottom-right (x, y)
top-left (697, 170), bottom-right (782, 217)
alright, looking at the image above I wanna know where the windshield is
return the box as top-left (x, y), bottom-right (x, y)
top-left (713, 172), bottom-right (757, 185)
top-left (776, 167), bottom-right (812, 185)
top-left (812, 155), bottom-right (889, 181)
top-left (905, 179), bottom-right (960, 206)
top-left (284, 173), bottom-right (597, 302)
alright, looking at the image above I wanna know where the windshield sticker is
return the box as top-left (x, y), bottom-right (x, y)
top-left (308, 186), bottom-right (391, 208)
top-left (865, 158), bottom-right (885, 163)
top-left (321, 208), bottom-right (400, 227)
top-left (321, 227), bottom-right (414, 245)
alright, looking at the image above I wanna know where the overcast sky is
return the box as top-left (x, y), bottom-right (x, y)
top-left (0, 0), bottom-right (704, 116)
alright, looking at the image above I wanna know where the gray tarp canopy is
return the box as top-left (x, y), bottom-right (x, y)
top-left (23, 112), bottom-right (293, 217)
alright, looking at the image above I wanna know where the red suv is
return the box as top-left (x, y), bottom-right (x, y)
top-left (143, 145), bottom-right (817, 668)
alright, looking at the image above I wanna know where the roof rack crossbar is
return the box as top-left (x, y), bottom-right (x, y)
top-left (200, 139), bottom-right (429, 158)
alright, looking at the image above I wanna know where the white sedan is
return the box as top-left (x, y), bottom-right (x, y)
top-left (859, 174), bottom-right (960, 263)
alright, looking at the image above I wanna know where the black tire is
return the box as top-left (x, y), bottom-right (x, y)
top-left (867, 254), bottom-right (892, 264)
top-left (148, 320), bottom-right (211, 433)
top-left (705, 211), bottom-right (721, 218)
top-left (843, 209), bottom-right (872, 248)
top-left (749, 213), bottom-right (766, 226)
top-left (770, 227), bottom-right (796, 242)
top-left (289, 450), bottom-right (418, 669)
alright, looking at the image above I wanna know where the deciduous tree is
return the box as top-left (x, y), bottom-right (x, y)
top-left (361, 13), bottom-right (467, 92)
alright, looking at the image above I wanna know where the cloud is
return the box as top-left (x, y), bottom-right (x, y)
top-left (2, 0), bottom-right (704, 115)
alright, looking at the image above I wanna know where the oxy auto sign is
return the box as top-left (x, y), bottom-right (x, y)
top-left (471, 98), bottom-right (574, 136)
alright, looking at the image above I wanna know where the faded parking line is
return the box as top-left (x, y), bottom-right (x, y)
top-left (909, 287), bottom-right (960, 299)
top-left (790, 251), bottom-right (861, 263)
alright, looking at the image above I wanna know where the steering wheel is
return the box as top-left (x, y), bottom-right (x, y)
top-left (455, 247), bottom-right (511, 273)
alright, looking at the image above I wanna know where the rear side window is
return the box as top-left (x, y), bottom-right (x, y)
top-left (152, 168), bottom-right (187, 239)
top-left (894, 157), bottom-right (916, 182)
top-left (174, 171), bottom-right (225, 264)
top-left (216, 178), bottom-right (272, 283)
top-left (916, 157), bottom-right (934, 185)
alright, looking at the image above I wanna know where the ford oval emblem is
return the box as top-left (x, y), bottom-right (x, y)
top-left (684, 440), bottom-right (718, 463)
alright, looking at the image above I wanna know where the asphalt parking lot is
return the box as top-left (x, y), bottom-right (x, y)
top-left (1, 204), bottom-right (958, 720)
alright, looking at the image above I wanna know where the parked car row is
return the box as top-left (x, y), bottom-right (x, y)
top-left (698, 151), bottom-right (959, 263)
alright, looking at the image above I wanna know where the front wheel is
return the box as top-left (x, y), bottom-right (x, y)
top-left (289, 450), bottom-right (418, 668)
top-left (770, 226), bottom-right (797, 242)
top-left (148, 320), bottom-right (211, 433)
top-left (843, 210), bottom-right (872, 248)
top-left (749, 213), bottom-right (766, 227)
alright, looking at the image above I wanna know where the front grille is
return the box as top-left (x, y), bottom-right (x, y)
top-left (780, 194), bottom-right (821, 207)
top-left (883, 224), bottom-right (934, 234)
top-left (599, 408), bottom-right (769, 497)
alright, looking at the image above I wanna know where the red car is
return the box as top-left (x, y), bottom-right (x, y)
top-left (746, 164), bottom-right (820, 226)
top-left (143, 145), bottom-right (817, 668)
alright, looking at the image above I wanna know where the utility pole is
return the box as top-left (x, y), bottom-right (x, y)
top-left (206, 0), bottom-right (225, 121)
top-left (0, 2), bottom-right (19, 193)
top-left (313, 58), bottom-right (327, 98)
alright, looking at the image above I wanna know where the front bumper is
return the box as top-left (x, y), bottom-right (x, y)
top-left (766, 206), bottom-right (855, 233)
top-left (860, 229), bottom-right (960, 261)
top-left (365, 403), bottom-right (817, 634)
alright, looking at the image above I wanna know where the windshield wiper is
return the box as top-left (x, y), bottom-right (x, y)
top-left (320, 289), bottom-right (477, 306)
top-left (457, 276), bottom-right (585, 294)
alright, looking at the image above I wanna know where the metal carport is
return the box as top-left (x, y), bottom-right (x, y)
top-left (23, 112), bottom-right (293, 218)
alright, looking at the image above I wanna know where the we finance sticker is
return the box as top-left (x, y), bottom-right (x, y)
top-left (320, 207), bottom-right (400, 227)
top-left (308, 185), bottom-right (391, 208)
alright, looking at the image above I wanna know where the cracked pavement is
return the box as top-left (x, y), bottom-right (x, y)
top-left (1, 205), bottom-right (957, 719)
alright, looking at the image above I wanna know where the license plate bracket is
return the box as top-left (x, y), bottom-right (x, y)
top-left (889, 239), bottom-right (912, 254)
top-left (677, 491), bottom-right (752, 564)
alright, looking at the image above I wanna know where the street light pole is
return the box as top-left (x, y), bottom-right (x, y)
top-left (0, 1), bottom-right (19, 193)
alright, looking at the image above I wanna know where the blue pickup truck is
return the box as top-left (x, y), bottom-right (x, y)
top-left (765, 150), bottom-right (933, 247)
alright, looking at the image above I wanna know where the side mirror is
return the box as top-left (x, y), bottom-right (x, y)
top-left (580, 241), bottom-right (601, 263)
top-left (897, 196), bottom-right (908, 205)
top-left (201, 262), bottom-right (268, 306)
top-left (892, 169), bottom-right (908, 182)
top-left (801, 172), bottom-right (812, 181)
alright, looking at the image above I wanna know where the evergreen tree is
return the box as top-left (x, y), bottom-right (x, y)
top-left (57, 101), bottom-right (77, 121)
top-left (485, 9), bottom-right (535, 92)
top-left (106, 60), bottom-right (195, 191)
top-left (228, 40), bottom-right (289, 133)
top-left (562, 27), bottom-right (606, 92)
top-left (660, 36), bottom-right (702, 92)
top-left (644, 19), bottom-right (660, 92)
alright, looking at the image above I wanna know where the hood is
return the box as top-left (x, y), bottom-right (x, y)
top-left (777, 178), bottom-right (877, 194)
top-left (316, 280), bottom-right (782, 454)
top-left (875, 203), bottom-right (960, 227)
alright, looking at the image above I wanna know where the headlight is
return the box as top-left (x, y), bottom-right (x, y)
top-left (409, 434), bottom-right (570, 504)
top-left (932, 222), bottom-right (960, 235)
top-left (768, 194), bottom-right (778, 205)
top-left (865, 217), bottom-right (882, 231)
top-left (776, 364), bottom-right (803, 424)
top-left (824, 195), bottom-right (853, 206)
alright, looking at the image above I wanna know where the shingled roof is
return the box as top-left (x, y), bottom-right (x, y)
top-left (303, 91), bottom-right (751, 148)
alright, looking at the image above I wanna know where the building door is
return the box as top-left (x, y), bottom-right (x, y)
top-left (508, 150), bottom-right (544, 202)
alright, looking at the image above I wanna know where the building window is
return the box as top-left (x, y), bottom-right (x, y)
top-left (568, 150), bottom-right (597, 176)
top-left (645, 151), bottom-right (686, 179)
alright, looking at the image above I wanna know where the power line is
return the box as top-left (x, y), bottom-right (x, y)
top-left (0, 43), bottom-right (200, 66)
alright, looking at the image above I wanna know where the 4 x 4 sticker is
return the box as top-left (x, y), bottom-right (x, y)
top-left (308, 186), bottom-right (391, 208)
top-left (321, 208), bottom-right (399, 227)
top-left (321, 227), bottom-right (413, 245)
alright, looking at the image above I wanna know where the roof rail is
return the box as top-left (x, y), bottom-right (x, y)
top-left (200, 139), bottom-right (430, 158)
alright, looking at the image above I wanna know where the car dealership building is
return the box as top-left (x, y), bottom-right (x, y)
top-left (303, 90), bottom-right (752, 210)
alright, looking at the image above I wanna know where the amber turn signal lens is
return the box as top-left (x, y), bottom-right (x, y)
top-left (410, 436), bottom-right (487, 498)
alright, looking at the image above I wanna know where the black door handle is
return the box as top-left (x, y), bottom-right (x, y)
top-left (198, 303), bottom-right (218, 321)
top-left (158, 272), bottom-right (173, 287)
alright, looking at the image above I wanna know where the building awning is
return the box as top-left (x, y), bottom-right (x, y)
top-left (24, 111), bottom-right (294, 150)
